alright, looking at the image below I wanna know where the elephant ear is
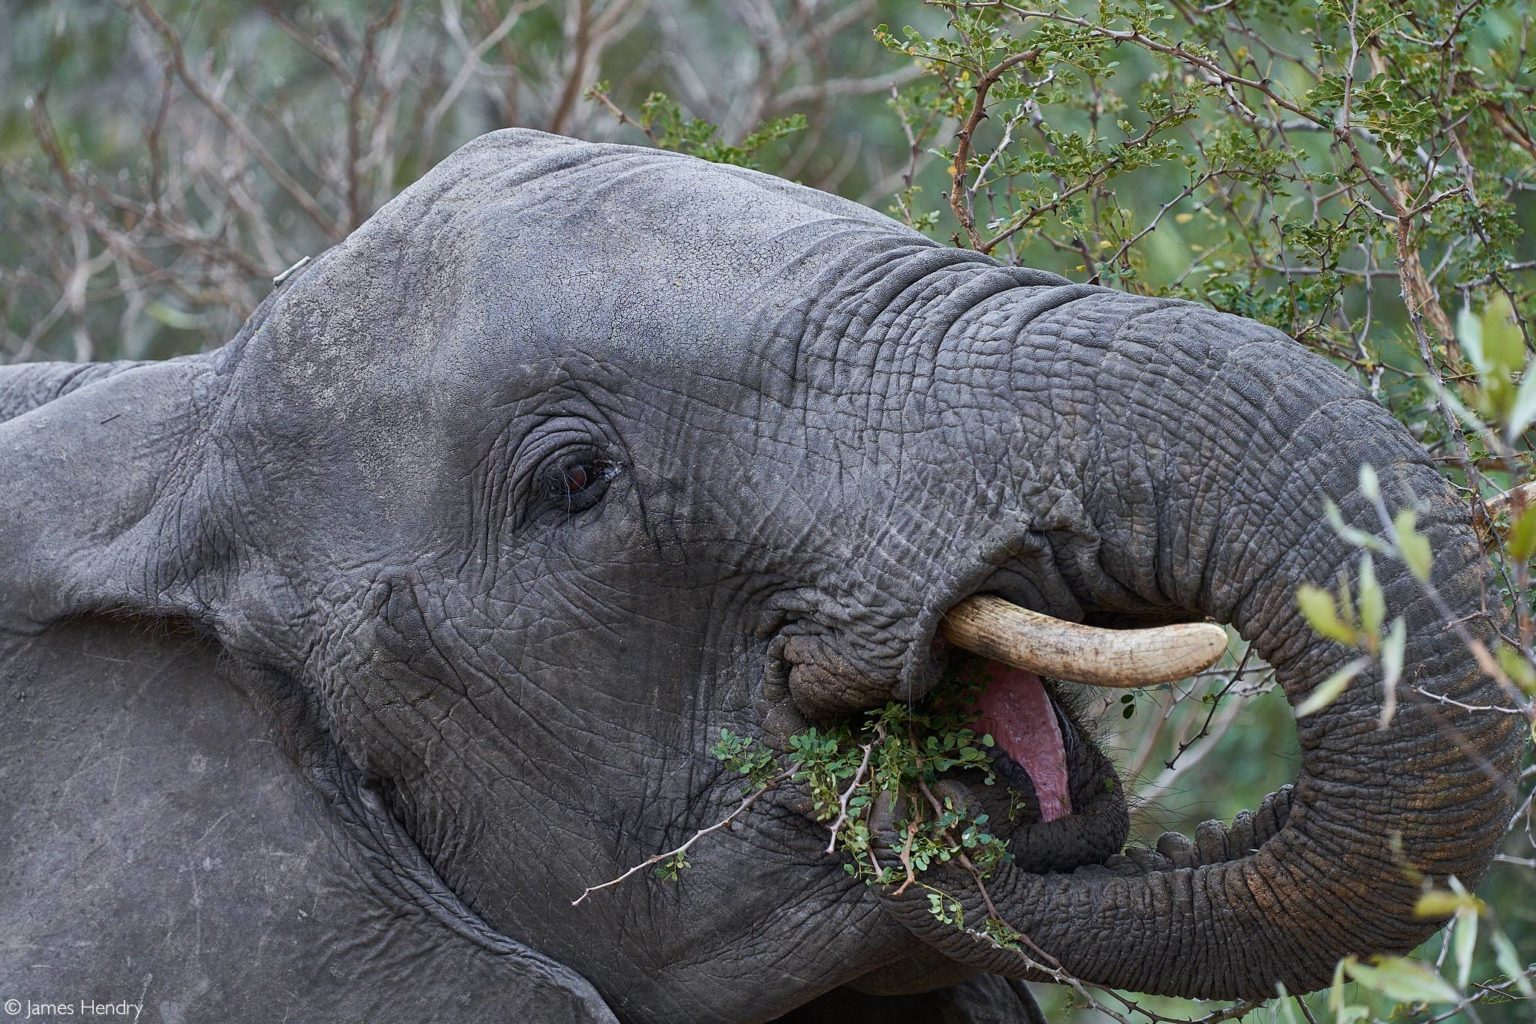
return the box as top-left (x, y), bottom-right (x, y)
top-left (0, 359), bottom-right (159, 424)
top-left (0, 256), bottom-right (312, 628)
top-left (0, 356), bottom-right (220, 628)
top-left (0, 358), bottom-right (620, 1022)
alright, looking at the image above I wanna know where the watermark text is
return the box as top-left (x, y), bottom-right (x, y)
top-left (2, 999), bottom-right (143, 1022)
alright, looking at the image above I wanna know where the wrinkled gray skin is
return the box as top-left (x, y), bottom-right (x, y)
top-left (0, 131), bottom-right (1522, 1023)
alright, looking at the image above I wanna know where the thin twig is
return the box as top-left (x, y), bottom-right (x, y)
top-left (571, 766), bottom-right (795, 906)
top-left (825, 726), bottom-right (881, 854)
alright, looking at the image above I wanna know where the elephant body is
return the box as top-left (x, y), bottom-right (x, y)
top-left (0, 131), bottom-right (1521, 1022)
top-left (1, 618), bottom-right (615, 1021)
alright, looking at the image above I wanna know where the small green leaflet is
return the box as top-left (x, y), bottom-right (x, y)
top-left (1343, 955), bottom-right (1461, 1005)
top-left (1297, 658), bottom-right (1369, 718)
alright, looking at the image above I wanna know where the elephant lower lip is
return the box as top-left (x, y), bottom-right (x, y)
top-left (970, 664), bottom-right (1072, 823)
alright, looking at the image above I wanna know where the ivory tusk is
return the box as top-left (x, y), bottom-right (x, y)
top-left (939, 594), bottom-right (1229, 689)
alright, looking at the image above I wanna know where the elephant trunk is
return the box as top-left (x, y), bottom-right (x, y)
top-left (885, 296), bottom-right (1523, 998)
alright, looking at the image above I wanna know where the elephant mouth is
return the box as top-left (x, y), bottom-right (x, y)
top-left (968, 662), bottom-right (1074, 823)
top-left (926, 595), bottom-right (1227, 844)
top-left (773, 595), bottom-right (1225, 863)
top-left (928, 652), bottom-right (1128, 873)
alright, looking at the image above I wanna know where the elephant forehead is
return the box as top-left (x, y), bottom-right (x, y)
top-left (454, 145), bottom-right (921, 376)
top-left (234, 129), bottom-right (1061, 435)
top-left (334, 130), bottom-right (950, 380)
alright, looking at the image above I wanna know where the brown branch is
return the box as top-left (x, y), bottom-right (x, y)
top-left (982, 101), bottom-right (1197, 257)
top-left (344, 0), bottom-right (404, 231)
top-left (1476, 480), bottom-right (1536, 546)
top-left (1485, 480), bottom-right (1536, 521)
top-left (548, 0), bottom-right (637, 135)
top-left (587, 85), bottom-right (657, 143)
top-left (951, 0), bottom-right (1419, 227)
top-left (948, 48), bottom-right (1039, 248)
top-left (128, 0), bottom-right (343, 238)
top-left (26, 91), bottom-right (77, 190)
top-left (768, 66), bottom-right (925, 111)
top-left (1487, 103), bottom-right (1536, 163)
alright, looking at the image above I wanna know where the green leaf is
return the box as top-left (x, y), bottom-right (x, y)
top-left (1453, 906), bottom-right (1477, 990)
top-left (1378, 619), bottom-right (1406, 729)
top-left (1337, 569), bottom-right (1356, 633)
top-left (1272, 985), bottom-right (1302, 1024)
top-left (1412, 888), bottom-right (1482, 918)
top-left (1296, 658), bottom-right (1367, 718)
top-left (1481, 294), bottom-right (1525, 378)
top-left (1328, 957), bottom-right (1347, 1014)
top-left (1507, 361), bottom-right (1536, 443)
top-left (1329, 957), bottom-right (1369, 1023)
top-left (1458, 303), bottom-right (1487, 376)
top-left (1298, 584), bottom-right (1357, 645)
top-left (1491, 926), bottom-right (1536, 998)
top-left (1357, 463), bottom-right (1380, 502)
top-left (1357, 554), bottom-right (1384, 649)
top-left (741, 113), bottom-right (807, 152)
top-left (1508, 504), bottom-right (1536, 563)
top-left (1495, 644), bottom-right (1536, 697)
top-left (1394, 509), bottom-right (1433, 581)
top-left (1343, 955), bottom-right (1461, 1005)
top-left (1324, 499), bottom-right (1385, 552)
top-left (145, 300), bottom-right (207, 330)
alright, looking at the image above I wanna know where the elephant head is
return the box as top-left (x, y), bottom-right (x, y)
top-left (3, 130), bottom-right (1521, 1021)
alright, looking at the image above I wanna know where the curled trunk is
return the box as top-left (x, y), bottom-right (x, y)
top-left (884, 296), bottom-right (1524, 999)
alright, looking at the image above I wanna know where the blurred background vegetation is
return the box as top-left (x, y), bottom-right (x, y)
top-left (2, 0), bottom-right (1533, 1020)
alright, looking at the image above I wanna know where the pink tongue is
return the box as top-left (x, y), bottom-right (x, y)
top-left (971, 664), bottom-right (1073, 823)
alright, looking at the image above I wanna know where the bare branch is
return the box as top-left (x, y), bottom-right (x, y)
top-left (570, 767), bottom-right (795, 907)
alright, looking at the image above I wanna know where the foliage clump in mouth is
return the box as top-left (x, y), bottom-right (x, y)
top-left (697, 663), bottom-right (1026, 948)
top-left (572, 663), bottom-right (1039, 951)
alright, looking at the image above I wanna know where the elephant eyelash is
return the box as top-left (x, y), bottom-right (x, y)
top-left (500, 416), bottom-right (622, 528)
top-left (536, 456), bottom-right (621, 516)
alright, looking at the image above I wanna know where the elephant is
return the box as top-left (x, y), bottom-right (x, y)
top-left (0, 129), bottom-right (1522, 1023)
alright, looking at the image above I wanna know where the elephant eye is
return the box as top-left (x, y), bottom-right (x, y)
top-left (540, 456), bottom-right (617, 514)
